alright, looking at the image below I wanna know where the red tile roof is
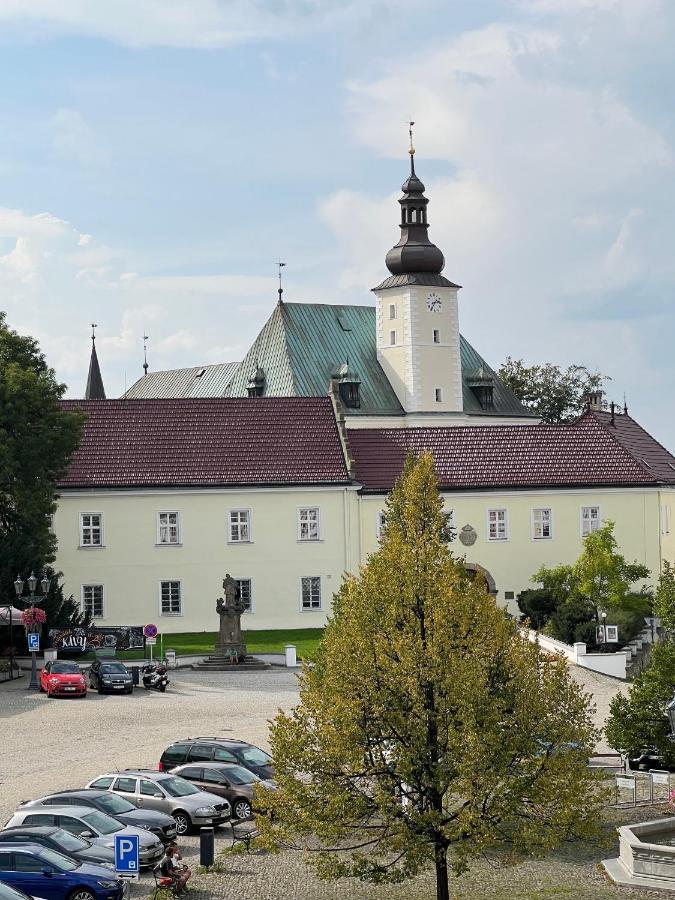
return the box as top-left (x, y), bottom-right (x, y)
top-left (591, 410), bottom-right (675, 482)
top-left (58, 398), bottom-right (350, 488)
top-left (347, 412), bottom-right (675, 492)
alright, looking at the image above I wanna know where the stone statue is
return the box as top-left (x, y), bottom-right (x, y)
top-left (215, 573), bottom-right (247, 661)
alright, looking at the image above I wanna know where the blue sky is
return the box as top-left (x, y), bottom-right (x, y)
top-left (1, 0), bottom-right (674, 447)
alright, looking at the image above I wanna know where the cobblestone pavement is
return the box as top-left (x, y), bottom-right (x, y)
top-left (0, 667), bottom-right (660, 899)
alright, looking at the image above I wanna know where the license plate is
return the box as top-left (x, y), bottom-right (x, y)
top-left (113, 685), bottom-right (124, 689)
top-left (65, 686), bottom-right (76, 691)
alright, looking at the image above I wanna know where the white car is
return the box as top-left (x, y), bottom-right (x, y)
top-left (5, 805), bottom-right (164, 868)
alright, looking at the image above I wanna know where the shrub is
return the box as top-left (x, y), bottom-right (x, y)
top-left (517, 589), bottom-right (558, 629)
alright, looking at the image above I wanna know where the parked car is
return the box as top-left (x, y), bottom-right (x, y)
top-left (0, 826), bottom-right (115, 868)
top-left (0, 879), bottom-right (39, 900)
top-left (85, 771), bottom-right (230, 836)
top-left (169, 762), bottom-right (276, 821)
top-left (5, 808), bottom-right (163, 869)
top-left (18, 791), bottom-right (177, 844)
top-left (158, 737), bottom-right (273, 780)
top-left (88, 662), bottom-right (133, 695)
top-left (39, 662), bottom-right (87, 699)
top-left (0, 842), bottom-right (124, 900)
top-left (627, 747), bottom-right (675, 772)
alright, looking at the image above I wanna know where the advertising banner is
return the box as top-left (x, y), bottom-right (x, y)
top-left (48, 626), bottom-right (144, 653)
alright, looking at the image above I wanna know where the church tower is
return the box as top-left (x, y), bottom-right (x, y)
top-left (373, 128), bottom-right (463, 414)
top-left (85, 324), bottom-right (106, 400)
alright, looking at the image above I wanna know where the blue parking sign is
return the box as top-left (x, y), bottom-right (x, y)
top-left (27, 632), bottom-right (40, 652)
top-left (114, 834), bottom-right (140, 879)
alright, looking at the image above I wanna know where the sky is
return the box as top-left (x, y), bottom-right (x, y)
top-left (1, 0), bottom-right (674, 447)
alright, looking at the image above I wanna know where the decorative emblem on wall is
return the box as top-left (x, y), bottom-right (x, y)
top-left (459, 524), bottom-right (478, 546)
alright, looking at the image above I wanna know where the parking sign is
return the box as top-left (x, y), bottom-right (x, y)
top-left (27, 632), bottom-right (40, 652)
top-left (114, 834), bottom-right (140, 881)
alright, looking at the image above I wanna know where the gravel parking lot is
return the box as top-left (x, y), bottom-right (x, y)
top-left (0, 667), bottom-right (662, 899)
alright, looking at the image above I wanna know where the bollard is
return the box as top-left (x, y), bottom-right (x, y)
top-left (200, 827), bottom-right (214, 869)
top-left (131, 666), bottom-right (140, 687)
top-left (165, 649), bottom-right (176, 669)
top-left (284, 644), bottom-right (297, 668)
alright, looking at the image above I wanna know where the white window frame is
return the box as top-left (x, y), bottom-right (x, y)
top-left (376, 510), bottom-right (387, 540)
top-left (298, 507), bottom-right (321, 542)
top-left (532, 508), bottom-right (553, 541)
top-left (234, 578), bottom-right (253, 613)
top-left (79, 512), bottom-right (104, 548)
top-left (388, 303), bottom-right (396, 320)
top-left (487, 508), bottom-right (508, 542)
top-left (389, 330), bottom-right (396, 346)
top-left (435, 387), bottom-right (443, 403)
top-left (157, 511), bottom-right (181, 545)
top-left (228, 509), bottom-right (252, 543)
top-left (81, 584), bottom-right (104, 619)
top-left (580, 506), bottom-right (601, 537)
top-left (433, 329), bottom-right (441, 344)
top-left (159, 580), bottom-right (182, 616)
top-left (300, 576), bottom-right (322, 612)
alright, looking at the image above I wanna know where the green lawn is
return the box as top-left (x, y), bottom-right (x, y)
top-left (73, 628), bottom-right (324, 662)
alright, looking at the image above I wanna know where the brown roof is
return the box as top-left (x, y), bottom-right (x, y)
top-left (591, 410), bottom-right (675, 482)
top-left (347, 412), bottom-right (675, 492)
top-left (59, 398), bottom-right (350, 488)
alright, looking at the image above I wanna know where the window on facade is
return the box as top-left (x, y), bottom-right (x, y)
top-left (581, 506), bottom-right (600, 537)
top-left (80, 513), bottom-right (102, 547)
top-left (82, 584), bottom-right (104, 619)
top-left (532, 508), bottom-right (553, 540)
top-left (161, 581), bottom-right (182, 616)
top-left (376, 511), bottom-right (387, 540)
top-left (301, 576), bottom-right (322, 610)
top-left (435, 387), bottom-right (443, 403)
top-left (487, 509), bottom-right (508, 541)
top-left (433, 329), bottom-right (440, 344)
top-left (298, 507), bottom-right (320, 541)
top-left (235, 578), bottom-right (252, 612)
top-left (389, 303), bottom-right (396, 320)
top-left (158, 512), bottom-right (180, 544)
top-left (441, 510), bottom-right (456, 543)
top-left (661, 505), bottom-right (671, 535)
top-left (228, 510), bottom-right (251, 543)
top-left (46, 513), bottom-right (54, 532)
top-left (389, 330), bottom-right (396, 346)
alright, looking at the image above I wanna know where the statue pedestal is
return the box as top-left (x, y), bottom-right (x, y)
top-left (198, 573), bottom-right (271, 671)
top-left (214, 641), bottom-right (247, 662)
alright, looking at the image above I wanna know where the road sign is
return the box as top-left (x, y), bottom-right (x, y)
top-left (145, 637), bottom-right (157, 645)
top-left (27, 632), bottom-right (40, 652)
top-left (144, 623), bottom-right (158, 639)
top-left (114, 834), bottom-right (140, 881)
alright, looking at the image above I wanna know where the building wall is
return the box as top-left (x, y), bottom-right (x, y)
top-left (361, 488), bottom-right (663, 616)
top-left (659, 487), bottom-right (675, 567)
top-left (54, 487), bottom-right (360, 633)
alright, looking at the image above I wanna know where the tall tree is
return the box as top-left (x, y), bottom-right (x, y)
top-left (258, 454), bottom-right (603, 900)
top-left (0, 312), bottom-right (83, 601)
top-left (498, 357), bottom-right (609, 423)
top-left (653, 560), bottom-right (675, 634)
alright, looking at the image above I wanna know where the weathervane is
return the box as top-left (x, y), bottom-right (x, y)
top-left (408, 120), bottom-right (415, 174)
top-left (143, 333), bottom-right (149, 376)
top-left (277, 260), bottom-right (286, 303)
top-left (90, 322), bottom-right (97, 342)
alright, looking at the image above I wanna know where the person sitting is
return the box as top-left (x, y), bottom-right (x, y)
top-left (159, 844), bottom-right (191, 894)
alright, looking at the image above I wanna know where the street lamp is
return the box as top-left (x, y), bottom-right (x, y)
top-left (14, 570), bottom-right (50, 691)
top-left (667, 693), bottom-right (675, 741)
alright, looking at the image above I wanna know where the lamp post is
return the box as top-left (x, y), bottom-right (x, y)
top-left (667, 693), bottom-right (675, 741)
top-left (14, 571), bottom-right (50, 691)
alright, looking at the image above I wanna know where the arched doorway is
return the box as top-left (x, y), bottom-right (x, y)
top-left (463, 563), bottom-right (497, 596)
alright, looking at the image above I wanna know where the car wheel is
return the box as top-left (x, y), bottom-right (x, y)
top-left (125, 688), bottom-right (133, 695)
top-left (233, 799), bottom-right (252, 820)
top-left (69, 889), bottom-right (96, 900)
top-left (173, 811), bottom-right (190, 835)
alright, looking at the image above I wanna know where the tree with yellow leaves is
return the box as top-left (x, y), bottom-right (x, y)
top-left (258, 454), bottom-right (603, 900)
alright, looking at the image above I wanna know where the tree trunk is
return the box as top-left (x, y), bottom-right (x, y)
top-left (435, 843), bottom-right (449, 900)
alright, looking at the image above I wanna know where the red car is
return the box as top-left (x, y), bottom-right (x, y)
top-left (39, 660), bottom-right (87, 697)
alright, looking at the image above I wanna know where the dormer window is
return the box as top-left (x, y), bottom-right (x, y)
top-left (335, 362), bottom-right (361, 410)
top-left (247, 366), bottom-right (265, 398)
top-left (467, 367), bottom-right (495, 411)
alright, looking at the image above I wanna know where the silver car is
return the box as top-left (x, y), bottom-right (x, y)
top-left (86, 770), bottom-right (230, 835)
top-left (5, 805), bottom-right (164, 868)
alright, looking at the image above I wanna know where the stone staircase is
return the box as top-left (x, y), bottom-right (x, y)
top-left (624, 619), bottom-right (660, 680)
top-left (196, 654), bottom-right (271, 672)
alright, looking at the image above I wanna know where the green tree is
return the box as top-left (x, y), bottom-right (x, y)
top-left (605, 641), bottom-right (675, 766)
top-left (498, 357), bottom-right (609, 423)
top-left (654, 561), bottom-right (675, 634)
top-left (258, 454), bottom-right (603, 900)
top-left (0, 313), bottom-right (82, 602)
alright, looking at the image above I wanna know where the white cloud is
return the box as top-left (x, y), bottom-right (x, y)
top-left (50, 108), bottom-right (108, 166)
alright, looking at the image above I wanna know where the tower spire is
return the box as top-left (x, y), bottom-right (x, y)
top-left (277, 260), bottom-right (286, 304)
top-left (85, 323), bottom-right (106, 400)
top-left (408, 120), bottom-right (415, 176)
top-left (143, 333), bottom-right (149, 376)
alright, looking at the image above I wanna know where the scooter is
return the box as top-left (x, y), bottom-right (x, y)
top-left (142, 662), bottom-right (169, 692)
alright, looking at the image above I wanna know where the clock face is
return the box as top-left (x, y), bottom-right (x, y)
top-left (426, 292), bottom-right (442, 313)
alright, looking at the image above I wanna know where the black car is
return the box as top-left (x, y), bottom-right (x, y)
top-left (88, 661), bottom-right (133, 695)
top-left (0, 826), bottom-right (115, 868)
top-left (19, 791), bottom-right (177, 844)
top-left (627, 747), bottom-right (675, 772)
top-left (159, 737), bottom-right (273, 780)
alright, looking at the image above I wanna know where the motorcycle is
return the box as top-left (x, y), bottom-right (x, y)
top-left (141, 662), bottom-right (169, 692)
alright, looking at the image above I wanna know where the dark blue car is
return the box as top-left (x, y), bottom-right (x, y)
top-left (0, 843), bottom-right (124, 900)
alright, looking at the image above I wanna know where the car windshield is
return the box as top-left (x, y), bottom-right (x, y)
top-left (224, 766), bottom-right (259, 785)
top-left (52, 663), bottom-right (81, 675)
top-left (81, 810), bottom-right (123, 835)
top-left (0, 881), bottom-right (32, 900)
top-left (100, 664), bottom-right (127, 674)
top-left (239, 747), bottom-right (271, 766)
top-left (161, 777), bottom-right (200, 798)
top-left (52, 829), bottom-right (90, 852)
top-left (38, 847), bottom-right (78, 871)
top-left (96, 794), bottom-right (135, 814)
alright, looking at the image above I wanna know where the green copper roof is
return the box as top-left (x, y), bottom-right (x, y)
top-left (227, 302), bottom-right (532, 418)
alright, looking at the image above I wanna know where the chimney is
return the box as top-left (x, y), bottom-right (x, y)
top-left (586, 390), bottom-right (603, 412)
top-left (610, 401), bottom-right (616, 426)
